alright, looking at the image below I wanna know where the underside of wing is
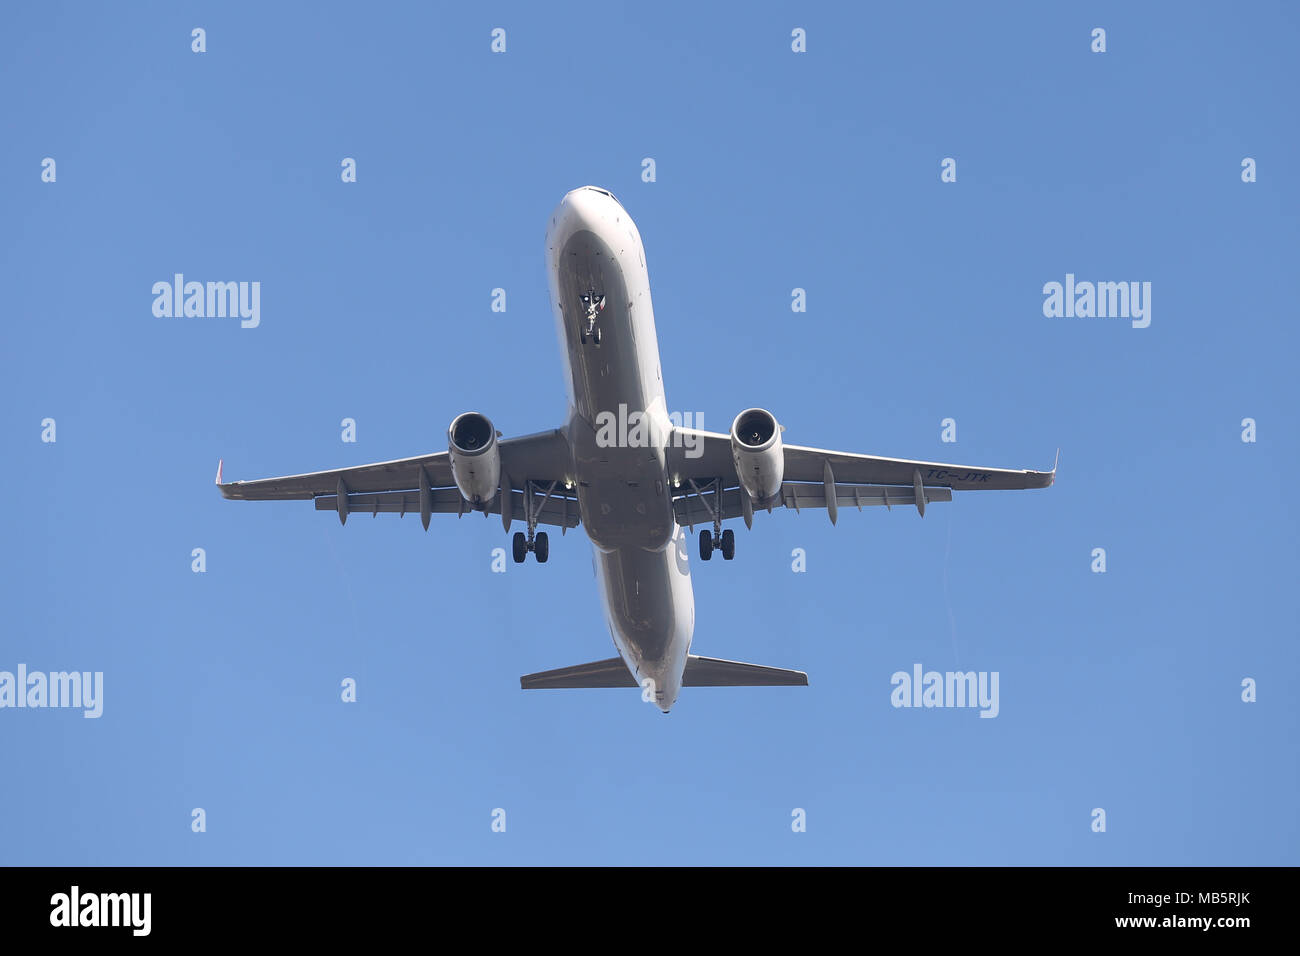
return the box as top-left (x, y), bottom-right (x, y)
top-left (780, 444), bottom-right (1055, 491)
top-left (216, 427), bottom-right (577, 528)
top-left (218, 428), bottom-right (571, 500)
top-left (673, 482), bottom-right (953, 527)
top-left (667, 426), bottom-right (1054, 525)
top-left (217, 451), bottom-right (453, 500)
top-left (310, 484), bottom-right (580, 530)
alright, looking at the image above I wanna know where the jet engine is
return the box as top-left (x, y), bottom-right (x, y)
top-left (448, 412), bottom-right (501, 507)
top-left (730, 408), bottom-right (784, 506)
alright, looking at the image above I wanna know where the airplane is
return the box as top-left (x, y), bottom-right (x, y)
top-left (217, 185), bottom-right (1055, 713)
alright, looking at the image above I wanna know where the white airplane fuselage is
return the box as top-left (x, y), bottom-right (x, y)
top-left (545, 187), bottom-right (693, 712)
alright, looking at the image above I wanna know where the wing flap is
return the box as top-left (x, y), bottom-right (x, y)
top-left (672, 482), bottom-right (953, 525)
top-left (778, 482), bottom-right (952, 513)
top-left (673, 487), bottom-right (745, 526)
top-left (314, 486), bottom-right (581, 529)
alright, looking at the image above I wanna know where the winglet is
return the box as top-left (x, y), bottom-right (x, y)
top-left (215, 458), bottom-right (224, 485)
top-left (1051, 448), bottom-right (1060, 484)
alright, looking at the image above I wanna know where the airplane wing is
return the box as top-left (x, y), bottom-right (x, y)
top-left (217, 428), bottom-right (579, 530)
top-left (667, 427), bottom-right (1054, 526)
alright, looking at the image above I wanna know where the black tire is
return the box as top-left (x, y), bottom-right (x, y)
top-left (593, 327), bottom-right (602, 345)
top-left (512, 531), bottom-right (527, 563)
top-left (535, 531), bottom-right (549, 563)
top-left (721, 528), bottom-right (735, 560)
top-left (579, 329), bottom-right (587, 344)
top-left (699, 529), bottom-right (712, 561)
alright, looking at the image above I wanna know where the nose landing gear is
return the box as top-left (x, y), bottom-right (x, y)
top-left (578, 290), bottom-right (605, 346)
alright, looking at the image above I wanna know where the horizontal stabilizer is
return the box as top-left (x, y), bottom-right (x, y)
top-left (520, 657), bottom-right (635, 689)
top-left (682, 655), bottom-right (808, 687)
top-left (520, 655), bottom-right (809, 689)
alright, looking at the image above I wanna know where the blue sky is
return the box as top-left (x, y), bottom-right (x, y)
top-left (2, 1), bottom-right (1296, 865)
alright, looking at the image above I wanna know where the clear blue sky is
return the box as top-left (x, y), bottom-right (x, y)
top-left (2, 1), bottom-right (1296, 865)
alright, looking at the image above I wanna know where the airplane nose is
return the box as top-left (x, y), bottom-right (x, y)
top-left (560, 186), bottom-right (613, 229)
top-left (549, 187), bottom-right (607, 246)
top-left (571, 185), bottom-right (621, 206)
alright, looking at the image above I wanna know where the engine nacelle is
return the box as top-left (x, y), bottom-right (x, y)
top-left (448, 412), bottom-right (501, 507)
top-left (730, 408), bottom-right (784, 506)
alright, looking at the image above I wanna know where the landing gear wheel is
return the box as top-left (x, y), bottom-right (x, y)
top-left (593, 327), bottom-right (602, 346)
top-left (721, 528), bottom-right (735, 561)
top-left (699, 529), bottom-right (713, 561)
top-left (512, 532), bottom-right (527, 563)
top-left (534, 531), bottom-right (549, 563)
top-left (579, 329), bottom-right (588, 344)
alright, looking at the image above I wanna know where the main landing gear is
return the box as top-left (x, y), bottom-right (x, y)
top-left (512, 479), bottom-right (558, 563)
top-left (513, 530), bottom-right (548, 563)
top-left (698, 527), bottom-right (735, 561)
top-left (689, 477), bottom-right (736, 561)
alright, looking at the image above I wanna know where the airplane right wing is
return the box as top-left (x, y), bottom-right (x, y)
top-left (217, 428), bottom-right (580, 530)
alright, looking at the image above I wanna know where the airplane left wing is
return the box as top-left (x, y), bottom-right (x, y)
top-left (667, 427), bottom-right (1053, 526)
top-left (779, 443), bottom-right (1056, 491)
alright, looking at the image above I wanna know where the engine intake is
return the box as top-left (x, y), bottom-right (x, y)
top-left (448, 412), bottom-right (501, 507)
top-left (730, 408), bottom-right (784, 505)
